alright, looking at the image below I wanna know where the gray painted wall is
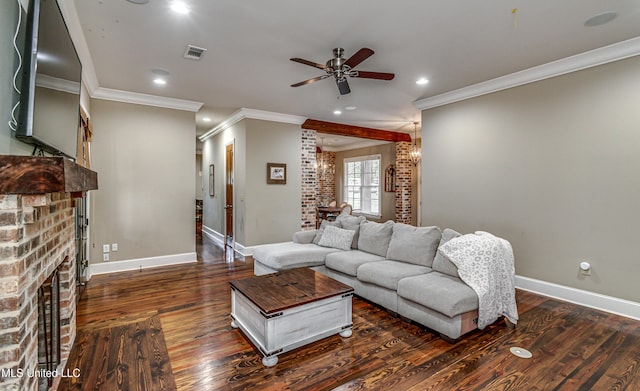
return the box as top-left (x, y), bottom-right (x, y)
top-left (421, 55), bottom-right (640, 302)
top-left (1, 0), bottom-right (32, 155)
top-left (201, 118), bottom-right (302, 247)
top-left (89, 99), bottom-right (196, 264)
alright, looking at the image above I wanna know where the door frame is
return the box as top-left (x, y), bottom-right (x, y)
top-left (224, 140), bottom-right (235, 254)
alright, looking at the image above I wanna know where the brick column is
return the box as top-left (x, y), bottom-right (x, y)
top-left (301, 129), bottom-right (317, 230)
top-left (395, 142), bottom-right (412, 224)
top-left (316, 151), bottom-right (336, 206)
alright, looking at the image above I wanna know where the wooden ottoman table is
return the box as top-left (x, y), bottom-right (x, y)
top-left (230, 268), bottom-right (354, 366)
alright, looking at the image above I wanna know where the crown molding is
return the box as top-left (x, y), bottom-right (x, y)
top-left (414, 36), bottom-right (640, 111)
top-left (199, 108), bottom-right (307, 141)
top-left (92, 87), bottom-right (203, 112)
top-left (36, 74), bottom-right (81, 94)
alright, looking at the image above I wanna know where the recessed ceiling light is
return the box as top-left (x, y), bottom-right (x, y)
top-left (203, 117), bottom-right (211, 122)
top-left (153, 78), bottom-right (167, 85)
top-left (344, 106), bottom-right (357, 111)
top-left (584, 11), bottom-right (617, 27)
top-left (170, 1), bottom-right (190, 14)
top-left (333, 110), bottom-right (342, 115)
top-left (416, 78), bottom-right (429, 85)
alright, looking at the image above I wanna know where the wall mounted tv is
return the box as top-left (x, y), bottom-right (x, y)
top-left (16, 0), bottom-right (82, 159)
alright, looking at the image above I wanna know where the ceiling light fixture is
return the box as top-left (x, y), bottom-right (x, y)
top-left (344, 106), bottom-right (357, 111)
top-left (203, 117), bottom-right (211, 122)
top-left (416, 78), bottom-right (429, 85)
top-left (584, 11), bottom-right (617, 27)
top-left (409, 122), bottom-right (421, 166)
top-left (170, 1), bottom-right (190, 14)
top-left (333, 110), bottom-right (342, 115)
top-left (152, 69), bottom-right (169, 86)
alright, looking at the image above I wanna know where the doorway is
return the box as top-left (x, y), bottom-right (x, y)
top-left (224, 143), bottom-right (234, 255)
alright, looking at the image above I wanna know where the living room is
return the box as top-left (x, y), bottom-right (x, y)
top-left (1, 0), bottom-right (640, 390)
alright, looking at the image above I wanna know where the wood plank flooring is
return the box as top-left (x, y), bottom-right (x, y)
top-left (63, 236), bottom-right (640, 390)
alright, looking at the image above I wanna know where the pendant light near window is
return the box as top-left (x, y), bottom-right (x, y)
top-left (318, 137), bottom-right (335, 180)
top-left (409, 122), bottom-right (422, 166)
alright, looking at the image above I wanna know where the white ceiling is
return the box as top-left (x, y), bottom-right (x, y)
top-left (71, 0), bottom-right (640, 139)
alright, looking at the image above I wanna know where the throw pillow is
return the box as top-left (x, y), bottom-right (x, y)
top-left (432, 228), bottom-right (462, 277)
top-left (335, 214), bottom-right (366, 249)
top-left (386, 224), bottom-right (442, 267)
top-left (313, 219), bottom-right (341, 245)
top-left (357, 220), bottom-right (394, 257)
top-left (318, 225), bottom-right (356, 251)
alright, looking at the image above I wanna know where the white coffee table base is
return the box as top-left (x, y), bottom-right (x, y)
top-left (231, 288), bottom-right (353, 367)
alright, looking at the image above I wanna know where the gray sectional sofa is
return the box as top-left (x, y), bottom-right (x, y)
top-left (252, 214), bottom-right (493, 340)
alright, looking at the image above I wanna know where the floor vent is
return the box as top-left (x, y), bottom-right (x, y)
top-left (184, 45), bottom-right (207, 60)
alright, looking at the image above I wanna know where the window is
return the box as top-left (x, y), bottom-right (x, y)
top-left (344, 155), bottom-right (381, 216)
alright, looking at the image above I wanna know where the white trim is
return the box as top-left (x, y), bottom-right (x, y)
top-left (92, 87), bottom-right (203, 112)
top-left (35, 74), bottom-right (80, 94)
top-left (89, 252), bottom-right (197, 275)
top-left (199, 108), bottom-right (307, 141)
top-left (515, 275), bottom-right (640, 321)
top-left (414, 36), bottom-right (640, 110)
top-left (202, 225), bottom-right (254, 256)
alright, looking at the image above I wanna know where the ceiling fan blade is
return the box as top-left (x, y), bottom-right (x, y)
top-left (290, 57), bottom-right (327, 70)
top-left (344, 48), bottom-right (374, 69)
top-left (352, 71), bottom-right (395, 80)
top-left (336, 78), bottom-right (351, 95)
top-left (291, 75), bottom-right (330, 87)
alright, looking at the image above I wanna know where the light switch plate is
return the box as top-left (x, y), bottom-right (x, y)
top-left (112, 243), bottom-right (118, 252)
top-left (103, 244), bottom-right (110, 253)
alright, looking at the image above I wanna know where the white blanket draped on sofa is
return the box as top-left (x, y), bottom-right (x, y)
top-left (439, 231), bottom-right (519, 329)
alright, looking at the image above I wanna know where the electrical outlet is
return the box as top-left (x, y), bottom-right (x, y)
top-left (102, 244), bottom-right (110, 253)
top-left (103, 253), bottom-right (109, 261)
top-left (112, 243), bottom-right (118, 252)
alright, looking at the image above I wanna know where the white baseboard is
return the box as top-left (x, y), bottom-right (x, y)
top-left (515, 275), bottom-right (640, 321)
top-left (202, 225), bottom-right (254, 256)
top-left (89, 252), bottom-right (197, 277)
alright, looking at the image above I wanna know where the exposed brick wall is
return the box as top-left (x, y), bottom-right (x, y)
top-left (301, 129), bottom-right (317, 230)
top-left (395, 142), bottom-right (412, 224)
top-left (316, 151), bottom-right (336, 206)
top-left (0, 193), bottom-right (76, 391)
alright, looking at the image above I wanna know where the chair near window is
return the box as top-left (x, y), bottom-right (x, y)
top-left (339, 201), bottom-right (347, 208)
top-left (328, 200), bottom-right (337, 207)
top-left (340, 204), bottom-right (352, 215)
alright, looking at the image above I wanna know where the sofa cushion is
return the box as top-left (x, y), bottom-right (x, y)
top-left (312, 219), bottom-right (341, 245)
top-left (357, 260), bottom-right (431, 291)
top-left (432, 228), bottom-right (462, 277)
top-left (397, 272), bottom-right (478, 318)
top-left (357, 220), bottom-right (394, 257)
top-left (252, 242), bottom-right (341, 270)
top-left (325, 250), bottom-right (385, 277)
top-left (318, 225), bottom-right (356, 251)
top-left (386, 224), bottom-right (441, 267)
top-left (335, 214), bottom-right (366, 249)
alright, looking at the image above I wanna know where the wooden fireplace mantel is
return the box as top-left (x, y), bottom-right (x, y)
top-left (0, 155), bottom-right (98, 194)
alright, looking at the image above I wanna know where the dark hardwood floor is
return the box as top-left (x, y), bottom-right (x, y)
top-left (65, 235), bottom-right (640, 390)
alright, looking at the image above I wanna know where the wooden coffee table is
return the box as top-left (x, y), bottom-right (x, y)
top-left (230, 268), bottom-right (354, 367)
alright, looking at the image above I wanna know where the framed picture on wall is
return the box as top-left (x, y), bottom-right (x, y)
top-left (267, 163), bottom-right (286, 184)
top-left (209, 164), bottom-right (215, 196)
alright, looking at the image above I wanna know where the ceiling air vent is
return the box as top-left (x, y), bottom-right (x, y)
top-left (184, 45), bottom-right (207, 60)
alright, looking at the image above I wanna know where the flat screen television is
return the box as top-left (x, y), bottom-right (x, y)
top-left (16, 0), bottom-right (82, 159)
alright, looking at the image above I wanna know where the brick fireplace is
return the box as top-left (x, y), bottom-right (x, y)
top-left (0, 193), bottom-right (77, 391)
top-left (0, 155), bottom-right (97, 391)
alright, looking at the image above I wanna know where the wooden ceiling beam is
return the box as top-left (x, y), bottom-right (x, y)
top-left (302, 119), bottom-right (411, 143)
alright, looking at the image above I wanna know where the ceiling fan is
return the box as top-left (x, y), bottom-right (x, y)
top-left (290, 47), bottom-right (395, 95)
